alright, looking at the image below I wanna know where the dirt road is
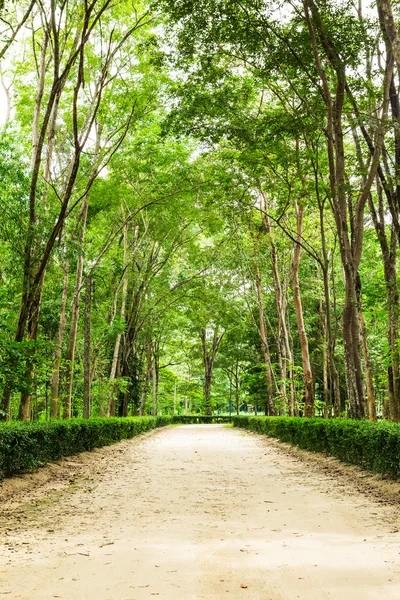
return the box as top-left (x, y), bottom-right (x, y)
top-left (1, 424), bottom-right (400, 599)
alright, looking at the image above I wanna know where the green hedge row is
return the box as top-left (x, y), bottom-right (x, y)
top-left (172, 415), bottom-right (232, 424)
top-left (232, 416), bottom-right (400, 478)
top-left (0, 415), bottom-right (232, 477)
top-left (0, 416), bottom-right (172, 477)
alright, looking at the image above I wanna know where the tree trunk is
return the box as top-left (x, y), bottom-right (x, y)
top-left (107, 220), bottom-right (129, 416)
top-left (291, 201), bottom-right (315, 417)
top-left (342, 268), bottom-right (366, 418)
top-left (254, 263), bottom-right (275, 416)
top-left (319, 300), bottom-right (330, 418)
top-left (83, 275), bottom-right (92, 419)
top-left (200, 328), bottom-right (224, 416)
top-left (261, 193), bottom-right (294, 414)
top-left (18, 275), bottom-right (45, 421)
top-left (387, 276), bottom-right (400, 421)
top-left (369, 184), bottom-right (399, 422)
top-left (50, 263), bottom-right (69, 418)
top-left (358, 308), bottom-right (377, 421)
top-left (63, 200), bottom-right (88, 419)
top-left (173, 379), bottom-right (177, 414)
top-left (316, 181), bottom-right (341, 416)
top-left (152, 353), bottom-right (157, 416)
top-left (99, 377), bottom-right (105, 417)
top-left (140, 343), bottom-right (152, 416)
top-left (305, 0), bottom-right (390, 418)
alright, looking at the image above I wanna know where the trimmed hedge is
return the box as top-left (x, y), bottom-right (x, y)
top-left (172, 415), bottom-right (232, 424)
top-left (0, 416), bottom-right (172, 477)
top-left (0, 414), bottom-right (232, 477)
top-left (232, 416), bottom-right (400, 478)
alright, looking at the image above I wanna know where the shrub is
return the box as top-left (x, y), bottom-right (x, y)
top-left (232, 416), bottom-right (400, 478)
top-left (0, 414), bottom-right (234, 477)
top-left (171, 415), bottom-right (232, 424)
top-left (0, 416), bottom-right (172, 477)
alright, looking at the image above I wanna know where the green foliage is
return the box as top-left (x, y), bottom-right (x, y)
top-left (0, 0), bottom-right (399, 425)
top-left (0, 416), bottom-right (172, 477)
top-left (0, 415), bottom-right (236, 476)
top-left (232, 417), bottom-right (400, 478)
top-left (171, 415), bottom-right (231, 423)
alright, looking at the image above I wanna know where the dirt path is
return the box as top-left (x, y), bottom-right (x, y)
top-left (1, 424), bottom-right (400, 600)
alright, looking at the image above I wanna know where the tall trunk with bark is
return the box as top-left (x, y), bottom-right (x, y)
top-left (152, 353), bottom-right (157, 417)
top-left (261, 198), bottom-right (295, 415)
top-left (63, 200), bottom-right (88, 419)
top-left (8, 34), bottom-right (49, 421)
top-left (99, 377), bottom-right (105, 417)
top-left (83, 275), bottom-right (92, 419)
top-left (316, 189), bottom-right (341, 416)
top-left (140, 343), bottom-right (152, 416)
top-left (291, 201), bottom-right (315, 417)
top-left (319, 300), bottom-right (330, 417)
top-left (200, 328), bottom-right (224, 416)
top-left (50, 263), bottom-right (69, 418)
top-left (305, 0), bottom-right (390, 417)
top-left (254, 263), bottom-right (275, 416)
top-left (173, 379), bottom-right (177, 414)
top-left (107, 221), bottom-right (129, 415)
top-left (18, 278), bottom-right (44, 421)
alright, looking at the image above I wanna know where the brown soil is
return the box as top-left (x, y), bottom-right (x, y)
top-left (0, 424), bottom-right (400, 599)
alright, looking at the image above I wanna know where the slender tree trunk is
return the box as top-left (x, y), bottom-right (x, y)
top-left (315, 181), bottom-right (341, 416)
top-left (18, 274), bottom-right (45, 421)
top-left (152, 353), bottom-right (157, 416)
top-left (173, 379), bottom-right (177, 414)
top-left (50, 263), bottom-right (69, 418)
top-left (200, 328), bottom-right (223, 416)
top-left (291, 201), bottom-right (315, 417)
top-left (140, 344), bottom-right (152, 416)
top-left (63, 200), bottom-right (88, 419)
top-left (261, 193), bottom-right (293, 414)
top-left (83, 275), bottom-right (92, 419)
top-left (319, 300), bottom-right (330, 418)
top-left (107, 221), bottom-right (129, 415)
top-left (254, 263), bottom-right (275, 416)
top-left (387, 278), bottom-right (400, 421)
top-left (369, 185), bottom-right (399, 421)
top-left (341, 267), bottom-right (366, 418)
top-left (99, 377), bottom-right (105, 417)
top-left (358, 308), bottom-right (377, 421)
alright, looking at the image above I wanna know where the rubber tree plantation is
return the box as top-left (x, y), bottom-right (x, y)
top-left (0, 0), bottom-right (400, 425)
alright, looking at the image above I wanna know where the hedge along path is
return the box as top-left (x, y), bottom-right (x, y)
top-left (0, 416), bottom-right (172, 477)
top-left (0, 415), bottom-right (230, 477)
top-left (1, 424), bottom-right (400, 599)
top-left (233, 416), bottom-right (400, 478)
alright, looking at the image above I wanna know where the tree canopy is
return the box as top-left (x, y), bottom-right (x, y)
top-left (0, 0), bottom-right (400, 422)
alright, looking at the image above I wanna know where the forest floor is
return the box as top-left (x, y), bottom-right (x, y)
top-left (1, 424), bottom-right (400, 600)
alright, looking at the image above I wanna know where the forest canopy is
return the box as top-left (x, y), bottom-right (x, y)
top-left (0, 0), bottom-right (399, 422)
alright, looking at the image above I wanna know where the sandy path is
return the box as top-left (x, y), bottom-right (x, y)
top-left (0, 424), bottom-right (400, 599)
